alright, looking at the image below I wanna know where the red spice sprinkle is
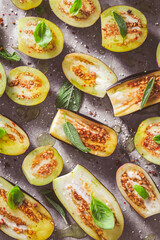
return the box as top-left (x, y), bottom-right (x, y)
top-left (12, 122), bottom-right (16, 127)
top-left (28, 51), bottom-right (31, 53)
top-left (124, 202), bottom-right (126, 204)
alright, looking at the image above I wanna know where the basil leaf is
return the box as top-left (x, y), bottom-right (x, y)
top-left (70, 0), bottom-right (82, 16)
top-left (63, 117), bottom-right (91, 153)
top-left (141, 77), bottom-right (155, 110)
top-left (113, 11), bottom-right (127, 42)
top-left (34, 20), bottom-right (53, 48)
top-left (0, 128), bottom-right (7, 138)
top-left (35, 4), bottom-right (45, 15)
top-left (153, 134), bottom-right (160, 144)
top-left (7, 186), bottom-right (24, 209)
top-left (56, 81), bottom-right (82, 112)
top-left (133, 185), bottom-right (149, 199)
top-left (41, 189), bottom-right (68, 224)
top-left (0, 46), bottom-right (21, 61)
top-left (90, 193), bottom-right (115, 230)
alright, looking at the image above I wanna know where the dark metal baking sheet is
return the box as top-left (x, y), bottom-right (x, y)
top-left (0, 0), bottom-right (160, 239)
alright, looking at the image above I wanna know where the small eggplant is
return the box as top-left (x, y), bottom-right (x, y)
top-left (53, 164), bottom-right (124, 240)
top-left (0, 177), bottom-right (54, 240)
top-left (49, 109), bottom-right (118, 157)
top-left (116, 163), bottom-right (160, 218)
top-left (107, 70), bottom-right (160, 116)
top-left (156, 42), bottom-right (160, 67)
top-left (134, 117), bottom-right (160, 165)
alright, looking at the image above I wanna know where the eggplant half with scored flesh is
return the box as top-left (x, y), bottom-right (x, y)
top-left (22, 146), bottom-right (63, 186)
top-left (49, 109), bottom-right (118, 157)
top-left (134, 117), bottom-right (160, 165)
top-left (0, 115), bottom-right (30, 155)
top-left (101, 6), bottom-right (147, 52)
top-left (49, 0), bottom-right (101, 28)
top-left (53, 164), bottom-right (124, 240)
top-left (0, 177), bottom-right (54, 240)
top-left (116, 163), bottom-right (160, 218)
top-left (18, 17), bottom-right (64, 59)
top-left (0, 63), bottom-right (6, 97)
top-left (62, 53), bottom-right (117, 98)
top-left (107, 70), bottom-right (160, 117)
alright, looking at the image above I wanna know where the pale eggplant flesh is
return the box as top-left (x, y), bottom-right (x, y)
top-left (49, 109), bottom-right (118, 157)
top-left (116, 163), bottom-right (160, 218)
top-left (0, 177), bottom-right (54, 240)
top-left (107, 70), bottom-right (160, 117)
top-left (53, 164), bottom-right (124, 240)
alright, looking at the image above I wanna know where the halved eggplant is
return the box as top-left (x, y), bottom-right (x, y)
top-left (18, 17), bottom-right (64, 59)
top-left (0, 63), bottom-right (6, 97)
top-left (156, 42), bottom-right (160, 67)
top-left (49, 109), bottom-right (118, 157)
top-left (116, 163), bottom-right (160, 218)
top-left (6, 66), bottom-right (50, 106)
top-left (101, 6), bottom-right (147, 52)
top-left (22, 146), bottom-right (63, 186)
top-left (62, 53), bottom-right (117, 98)
top-left (0, 115), bottom-right (30, 155)
top-left (49, 0), bottom-right (101, 28)
top-left (53, 165), bottom-right (124, 240)
top-left (0, 177), bottom-right (54, 240)
top-left (106, 70), bottom-right (160, 117)
top-left (134, 117), bottom-right (160, 165)
top-left (11, 0), bottom-right (43, 10)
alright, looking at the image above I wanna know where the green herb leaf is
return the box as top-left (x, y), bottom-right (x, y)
top-left (56, 81), bottom-right (82, 112)
top-left (70, 0), bottom-right (82, 16)
top-left (153, 134), bottom-right (160, 145)
top-left (90, 193), bottom-right (115, 230)
top-left (113, 11), bottom-right (127, 42)
top-left (133, 185), bottom-right (149, 199)
top-left (141, 77), bottom-right (155, 110)
top-left (35, 4), bottom-right (45, 15)
top-left (0, 46), bottom-right (21, 61)
top-left (7, 186), bottom-right (24, 209)
top-left (63, 116), bottom-right (91, 153)
top-left (34, 20), bottom-right (52, 48)
top-left (41, 189), bottom-right (68, 224)
top-left (0, 128), bottom-right (7, 138)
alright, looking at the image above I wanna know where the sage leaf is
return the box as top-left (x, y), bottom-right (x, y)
top-left (133, 185), bottom-right (149, 199)
top-left (141, 77), bottom-right (155, 110)
top-left (90, 193), bottom-right (115, 230)
top-left (153, 134), bottom-right (160, 145)
top-left (70, 0), bottom-right (82, 16)
top-left (113, 11), bottom-right (127, 42)
top-left (63, 116), bottom-right (91, 153)
top-left (34, 20), bottom-right (52, 48)
top-left (0, 46), bottom-right (21, 61)
top-left (7, 186), bottom-right (24, 209)
top-left (0, 128), bottom-right (7, 138)
top-left (56, 81), bottom-right (82, 112)
top-left (41, 189), bottom-right (68, 224)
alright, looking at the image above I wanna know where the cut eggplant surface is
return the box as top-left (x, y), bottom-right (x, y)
top-left (0, 177), bottom-right (54, 240)
top-left (156, 42), bottom-right (160, 67)
top-left (49, 0), bottom-right (101, 28)
top-left (0, 115), bottom-right (30, 155)
top-left (116, 163), bottom-right (160, 218)
top-left (107, 70), bottom-right (160, 117)
top-left (0, 63), bottom-right (6, 97)
top-left (101, 6), bottom-right (147, 52)
top-left (6, 66), bottom-right (50, 106)
top-left (49, 109), bottom-right (118, 157)
top-left (22, 146), bottom-right (63, 186)
top-left (62, 53), bottom-right (117, 98)
top-left (134, 117), bottom-right (160, 165)
top-left (18, 17), bottom-right (64, 59)
top-left (53, 165), bottom-right (124, 240)
top-left (11, 0), bottom-right (43, 10)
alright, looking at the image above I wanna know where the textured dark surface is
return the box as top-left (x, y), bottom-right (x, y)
top-left (0, 0), bottom-right (160, 239)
